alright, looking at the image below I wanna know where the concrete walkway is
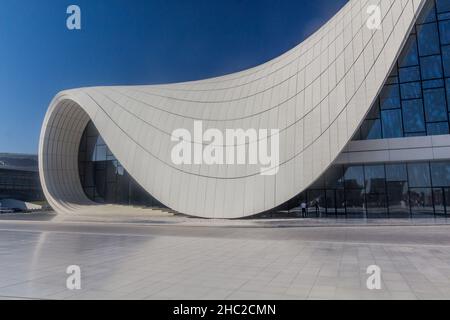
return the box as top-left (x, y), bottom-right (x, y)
top-left (1, 214), bottom-right (450, 300)
top-left (2, 211), bottom-right (450, 228)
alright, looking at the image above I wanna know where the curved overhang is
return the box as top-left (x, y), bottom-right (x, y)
top-left (39, 0), bottom-right (427, 218)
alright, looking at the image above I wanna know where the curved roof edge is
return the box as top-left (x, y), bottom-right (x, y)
top-left (39, 0), bottom-right (427, 218)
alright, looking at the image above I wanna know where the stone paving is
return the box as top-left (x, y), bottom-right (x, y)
top-left (0, 217), bottom-right (450, 300)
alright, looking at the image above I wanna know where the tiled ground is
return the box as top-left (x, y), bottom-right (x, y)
top-left (1, 220), bottom-right (450, 300)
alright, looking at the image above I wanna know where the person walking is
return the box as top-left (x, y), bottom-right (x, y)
top-left (301, 202), bottom-right (307, 218)
top-left (314, 201), bottom-right (320, 216)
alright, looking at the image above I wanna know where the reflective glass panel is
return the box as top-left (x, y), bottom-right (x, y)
top-left (417, 23), bottom-right (440, 56)
top-left (433, 188), bottom-right (446, 215)
top-left (410, 188), bottom-right (435, 216)
top-left (424, 88), bottom-right (447, 122)
top-left (407, 163), bottom-right (431, 187)
top-left (431, 161), bottom-right (450, 187)
top-left (398, 35), bottom-right (419, 67)
top-left (380, 85), bottom-right (401, 110)
top-left (439, 19), bottom-right (450, 44)
top-left (381, 109), bottom-right (404, 138)
top-left (344, 166), bottom-right (364, 189)
top-left (399, 66), bottom-right (421, 83)
top-left (420, 55), bottom-right (443, 80)
top-left (400, 82), bottom-right (422, 100)
top-left (366, 193), bottom-right (388, 217)
top-left (387, 181), bottom-right (410, 216)
top-left (345, 189), bottom-right (365, 217)
top-left (78, 121), bottom-right (164, 208)
top-left (417, 0), bottom-right (437, 24)
top-left (437, 0), bottom-right (450, 13)
top-left (361, 119), bottom-right (382, 140)
top-left (442, 46), bottom-right (450, 77)
top-left (402, 99), bottom-right (426, 133)
top-left (427, 121), bottom-right (449, 135)
top-left (386, 164), bottom-right (408, 181)
top-left (364, 165), bottom-right (386, 194)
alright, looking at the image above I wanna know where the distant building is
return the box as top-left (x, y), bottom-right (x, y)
top-left (0, 154), bottom-right (44, 206)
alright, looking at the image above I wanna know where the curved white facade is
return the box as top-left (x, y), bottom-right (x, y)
top-left (39, 0), bottom-right (427, 218)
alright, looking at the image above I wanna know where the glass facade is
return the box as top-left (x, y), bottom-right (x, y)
top-left (0, 169), bottom-right (43, 202)
top-left (354, 0), bottom-right (450, 140)
top-left (78, 121), bottom-right (164, 208)
top-left (293, 161), bottom-right (450, 218)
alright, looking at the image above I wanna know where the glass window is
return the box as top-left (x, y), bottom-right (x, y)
top-left (326, 166), bottom-right (344, 189)
top-left (352, 128), bottom-right (361, 141)
top-left (417, 1), bottom-right (437, 24)
top-left (402, 99), bottom-right (426, 133)
top-left (366, 100), bottom-right (380, 119)
top-left (445, 79), bottom-right (450, 109)
top-left (344, 166), bottom-right (364, 189)
top-left (387, 181), bottom-right (410, 216)
top-left (117, 165), bottom-right (124, 176)
top-left (380, 84), bottom-right (400, 109)
top-left (408, 162), bottom-right (431, 187)
top-left (409, 188), bottom-right (435, 216)
top-left (95, 145), bottom-right (107, 162)
top-left (398, 35), bottom-right (419, 67)
top-left (345, 189), bottom-right (365, 217)
top-left (86, 137), bottom-right (97, 161)
top-left (386, 164), bottom-right (408, 181)
top-left (386, 76), bottom-right (399, 85)
top-left (325, 190), bottom-right (336, 215)
top-left (381, 109), bottom-right (404, 138)
top-left (390, 67), bottom-right (398, 77)
top-left (83, 162), bottom-right (94, 187)
top-left (437, 0), bottom-right (450, 13)
top-left (439, 20), bottom-right (450, 45)
top-left (433, 188), bottom-right (446, 215)
top-left (361, 119), bottom-right (382, 140)
top-left (106, 162), bottom-right (118, 183)
top-left (420, 55), bottom-right (443, 80)
top-left (439, 12), bottom-right (450, 20)
top-left (442, 46), bottom-right (450, 77)
top-left (424, 88), bottom-right (448, 122)
top-left (310, 175), bottom-right (326, 189)
top-left (400, 82), bottom-right (422, 100)
top-left (417, 23), bottom-right (441, 56)
top-left (445, 188), bottom-right (450, 215)
top-left (307, 190), bottom-right (326, 215)
top-left (78, 121), bottom-right (163, 208)
top-left (431, 161), bottom-right (450, 187)
top-left (399, 66), bottom-right (421, 83)
top-left (427, 121), bottom-right (449, 135)
top-left (336, 189), bottom-right (346, 215)
top-left (422, 79), bottom-right (444, 89)
top-left (345, 0), bottom-right (449, 136)
top-left (405, 132), bottom-right (426, 137)
top-left (364, 165), bottom-right (386, 194)
top-left (366, 193), bottom-right (388, 217)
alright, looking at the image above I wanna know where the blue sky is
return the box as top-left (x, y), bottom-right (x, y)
top-left (0, 0), bottom-right (348, 154)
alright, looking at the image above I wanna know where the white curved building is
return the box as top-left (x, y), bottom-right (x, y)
top-left (40, 0), bottom-right (450, 219)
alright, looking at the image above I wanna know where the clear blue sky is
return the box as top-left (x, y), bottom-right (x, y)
top-left (0, 0), bottom-right (348, 155)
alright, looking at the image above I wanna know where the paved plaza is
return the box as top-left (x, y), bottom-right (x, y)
top-left (1, 214), bottom-right (450, 300)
